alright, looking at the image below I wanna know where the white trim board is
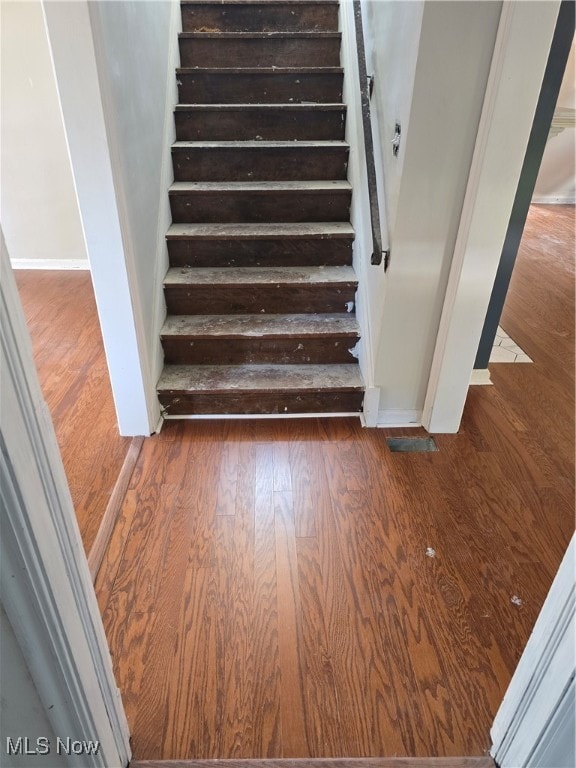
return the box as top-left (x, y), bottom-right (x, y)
top-left (376, 409), bottom-right (422, 428)
top-left (43, 0), bottom-right (154, 436)
top-left (532, 196), bottom-right (575, 204)
top-left (422, 1), bottom-right (560, 433)
top-left (10, 258), bottom-right (89, 270)
top-left (470, 368), bottom-right (493, 386)
top-left (1, 231), bottom-right (131, 767)
top-left (163, 412), bottom-right (364, 421)
top-left (491, 535), bottom-right (575, 768)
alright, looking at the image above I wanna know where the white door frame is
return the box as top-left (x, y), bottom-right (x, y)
top-left (422, 0), bottom-right (560, 433)
top-left (0, 232), bottom-right (130, 767)
top-left (42, 0), bottom-right (159, 438)
top-left (491, 535), bottom-right (575, 767)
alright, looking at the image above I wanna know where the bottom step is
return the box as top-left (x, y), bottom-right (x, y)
top-left (132, 758), bottom-right (496, 768)
top-left (157, 364), bottom-right (363, 416)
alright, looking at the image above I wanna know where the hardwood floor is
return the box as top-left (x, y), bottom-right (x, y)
top-left (15, 270), bottom-right (131, 553)
top-left (131, 759), bottom-right (496, 768)
top-left (94, 204), bottom-right (574, 761)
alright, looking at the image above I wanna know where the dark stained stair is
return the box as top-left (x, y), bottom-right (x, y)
top-left (158, 0), bottom-right (364, 417)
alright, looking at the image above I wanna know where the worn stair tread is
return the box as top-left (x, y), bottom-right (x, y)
top-left (175, 103), bottom-right (345, 111)
top-left (173, 140), bottom-right (348, 149)
top-left (182, 0), bottom-right (338, 3)
top-left (158, 363), bottom-right (363, 392)
top-left (166, 222), bottom-right (354, 239)
top-left (181, 1), bottom-right (338, 5)
top-left (170, 180), bottom-right (351, 193)
top-left (165, 265), bottom-right (356, 285)
top-left (179, 31), bottom-right (341, 38)
top-left (177, 66), bottom-right (343, 75)
top-left (161, 313), bottom-right (359, 338)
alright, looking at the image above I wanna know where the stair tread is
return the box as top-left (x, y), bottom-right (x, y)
top-left (158, 363), bottom-right (363, 392)
top-left (173, 140), bottom-right (348, 149)
top-left (165, 265), bottom-right (356, 285)
top-left (175, 103), bottom-right (345, 110)
top-left (181, 0), bottom-right (339, 5)
top-left (162, 313), bottom-right (359, 337)
top-left (170, 180), bottom-right (351, 193)
top-left (177, 67), bottom-right (343, 74)
top-left (166, 222), bottom-right (354, 239)
top-left (179, 31), bottom-right (341, 38)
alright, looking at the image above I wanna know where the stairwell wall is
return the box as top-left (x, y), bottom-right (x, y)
top-left (42, 0), bottom-right (181, 435)
top-left (358, 0), bottom-right (502, 425)
top-left (88, 0), bottom-right (181, 429)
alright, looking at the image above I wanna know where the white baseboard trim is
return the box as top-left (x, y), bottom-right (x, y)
top-left (470, 368), bottom-right (493, 386)
top-left (532, 196), bottom-right (575, 204)
top-left (376, 409), bottom-right (422, 428)
top-left (163, 412), bottom-right (363, 421)
top-left (10, 258), bottom-right (90, 270)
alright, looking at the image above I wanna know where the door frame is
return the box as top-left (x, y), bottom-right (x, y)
top-left (422, 0), bottom-right (561, 433)
top-left (491, 536), bottom-right (575, 767)
top-left (0, 231), bottom-right (130, 767)
top-left (474, 0), bottom-right (575, 372)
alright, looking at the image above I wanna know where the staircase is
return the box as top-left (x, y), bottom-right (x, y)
top-left (157, 0), bottom-right (364, 417)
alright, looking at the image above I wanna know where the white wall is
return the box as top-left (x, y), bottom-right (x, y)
top-left (339, 0), bottom-right (424, 425)
top-left (533, 37), bottom-right (575, 203)
top-left (88, 1), bottom-right (178, 377)
top-left (366, 1), bottom-right (502, 422)
top-left (364, 0), bottom-right (424, 237)
top-left (0, 1), bottom-right (87, 267)
top-left (43, 0), bottom-right (180, 435)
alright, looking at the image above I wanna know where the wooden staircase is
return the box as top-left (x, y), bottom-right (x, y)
top-left (157, 0), bottom-right (364, 417)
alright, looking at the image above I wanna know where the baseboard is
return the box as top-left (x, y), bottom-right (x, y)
top-left (10, 258), bottom-right (90, 270)
top-left (163, 412), bottom-right (363, 420)
top-left (376, 409), bottom-right (422, 428)
top-left (470, 368), bottom-right (493, 386)
top-left (532, 196), bottom-right (575, 204)
top-left (87, 436), bottom-right (144, 582)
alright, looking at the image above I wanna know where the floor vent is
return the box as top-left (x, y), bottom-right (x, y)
top-left (386, 436), bottom-right (438, 453)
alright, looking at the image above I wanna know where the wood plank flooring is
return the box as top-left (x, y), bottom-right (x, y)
top-left (15, 270), bottom-right (130, 553)
top-left (131, 759), bottom-right (496, 768)
top-left (94, 206), bottom-right (574, 760)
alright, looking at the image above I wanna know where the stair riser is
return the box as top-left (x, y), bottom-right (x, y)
top-left (179, 37), bottom-right (341, 68)
top-left (161, 337), bottom-right (360, 365)
top-left (169, 190), bottom-right (351, 223)
top-left (175, 107), bottom-right (346, 142)
top-left (181, 4), bottom-right (339, 33)
top-left (177, 72), bottom-right (343, 104)
top-left (159, 390), bottom-right (363, 415)
top-left (172, 146), bottom-right (348, 182)
top-left (167, 238), bottom-right (353, 268)
top-left (164, 284), bottom-right (357, 315)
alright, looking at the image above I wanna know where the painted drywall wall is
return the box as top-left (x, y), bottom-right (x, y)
top-left (0, 1), bottom-right (87, 266)
top-left (88, 0), bottom-right (179, 401)
top-left (0, 603), bottom-right (57, 766)
top-left (533, 37), bottom-right (575, 202)
top-left (339, 0), bottom-right (423, 424)
top-left (339, 0), bottom-right (388, 413)
top-left (363, 0), bottom-right (424, 238)
top-left (369, 1), bottom-right (502, 419)
top-left (42, 1), bottom-right (163, 435)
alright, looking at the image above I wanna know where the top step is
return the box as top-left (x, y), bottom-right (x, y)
top-left (181, 1), bottom-right (339, 33)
